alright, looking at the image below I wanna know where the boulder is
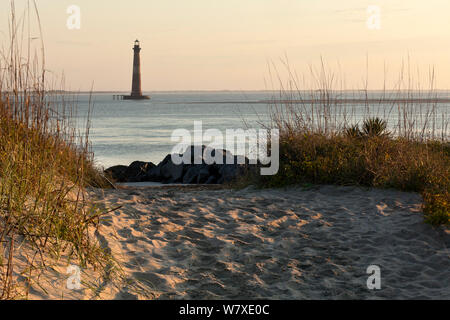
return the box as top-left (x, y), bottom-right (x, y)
top-left (205, 175), bottom-right (217, 184)
top-left (144, 155), bottom-right (172, 182)
top-left (156, 154), bottom-right (172, 169)
top-left (160, 158), bottom-right (184, 183)
top-left (183, 165), bottom-right (202, 184)
top-left (197, 166), bottom-right (211, 184)
top-left (104, 165), bottom-right (128, 182)
top-left (145, 165), bottom-right (163, 182)
top-left (106, 146), bottom-right (257, 185)
top-left (234, 155), bottom-right (250, 165)
top-left (219, 163), bottom-right (247, 183)
top-left (182, 145), bottom-right (207, 165)
top-left (208, 148), bottom-right (234, 164)
top-left (124, 161), bottom-right (155, 182)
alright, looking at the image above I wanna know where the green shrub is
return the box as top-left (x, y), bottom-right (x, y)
top-left (256, 132), bottom-right (449, 225)
top-left (362, 117), bottom-right (389, 137)
top-left (345, 125), bottom-right (362, 138)
top-left (423, 192), bottom-right (450, 226)
top-left (254, 61), bottom-right (448, 225)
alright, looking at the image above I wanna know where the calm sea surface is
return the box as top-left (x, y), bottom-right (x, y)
top-left (70, 91), bottom-right (449, 169)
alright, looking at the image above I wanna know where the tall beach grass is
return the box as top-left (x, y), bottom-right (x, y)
top-left (0, 2), bottom-right (115, 299)
top-left (253, 59), bottom-right (449, 225)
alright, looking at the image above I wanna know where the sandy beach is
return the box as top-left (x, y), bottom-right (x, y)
top-left (23, 184), bottom-right (449, 300)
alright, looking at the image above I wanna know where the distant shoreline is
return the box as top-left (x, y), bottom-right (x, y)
top-left (6, 91), bottom-right (450, 105)
top-left (40, 91), bottom-right (450, 105)
top-left (43, 89), bottom-right (450, 94)
top-left (177, 98), bottom-right (450, 105)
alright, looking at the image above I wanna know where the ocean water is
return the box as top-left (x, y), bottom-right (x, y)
top-left (70, 91), bottom-right (449, 169)
top-left (73, 92), bottom-right (274, 168)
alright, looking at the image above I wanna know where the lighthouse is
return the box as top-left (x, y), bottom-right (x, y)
top-left (124, 40), bottom-right (150, 100)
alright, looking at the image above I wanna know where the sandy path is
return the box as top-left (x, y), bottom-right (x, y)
top-left (82, 185), bottom-right (449, 300)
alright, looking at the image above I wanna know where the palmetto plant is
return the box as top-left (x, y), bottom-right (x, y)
top-left (344, 125), bottom-right (362, 138)
top-left (362, 117), bottom-right (389, 137)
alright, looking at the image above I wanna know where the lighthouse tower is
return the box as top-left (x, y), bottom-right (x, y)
top-left (124, 40), bottom-right (150, 100)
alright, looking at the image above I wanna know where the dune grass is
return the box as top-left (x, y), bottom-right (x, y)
top-left (0, 2), bottom-right (116, 299)
top-left (252, 61), bottom-right (449, 226)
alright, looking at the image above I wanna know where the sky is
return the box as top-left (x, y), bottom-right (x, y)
top-left (1, 0), bottom-right (450, 91)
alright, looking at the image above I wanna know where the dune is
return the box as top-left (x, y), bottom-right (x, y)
top-left (25, 185), bottom-right (449, 300)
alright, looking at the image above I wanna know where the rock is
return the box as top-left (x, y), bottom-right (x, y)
top-left (219, 163), bottom-right (246, 183)
top-left (234, 155), bottom-right (250, 165)
top-left (160, 158), bottom-right (184, 183)
top-left (106, 146), bottom-right (257, 185)
top-left (104, 165), bottom-right (128, 182)
top-left (197, 166), bottom-right (211, 184)
top-left (205, 175), bottom-right (217, 184)
top-left (203, 148), bottom-right (233, 165)
top-left (144, 155), bottom-right (172, 182)
top-left (159, 154), bottom-right (173, 166)
top-left (183, 165), bottom-right (202, 184)
top-left (145, 165), bottom-right (162, 182)
top-left (125, 161), bottom-right (155, 182)
top-left (182, 145), bottom-right (207, 164)
top-left (212, 148), bottom-right (233, 159)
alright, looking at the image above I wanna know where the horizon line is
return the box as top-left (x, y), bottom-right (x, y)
top-left (45, 89), bottom-right (450, 94)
